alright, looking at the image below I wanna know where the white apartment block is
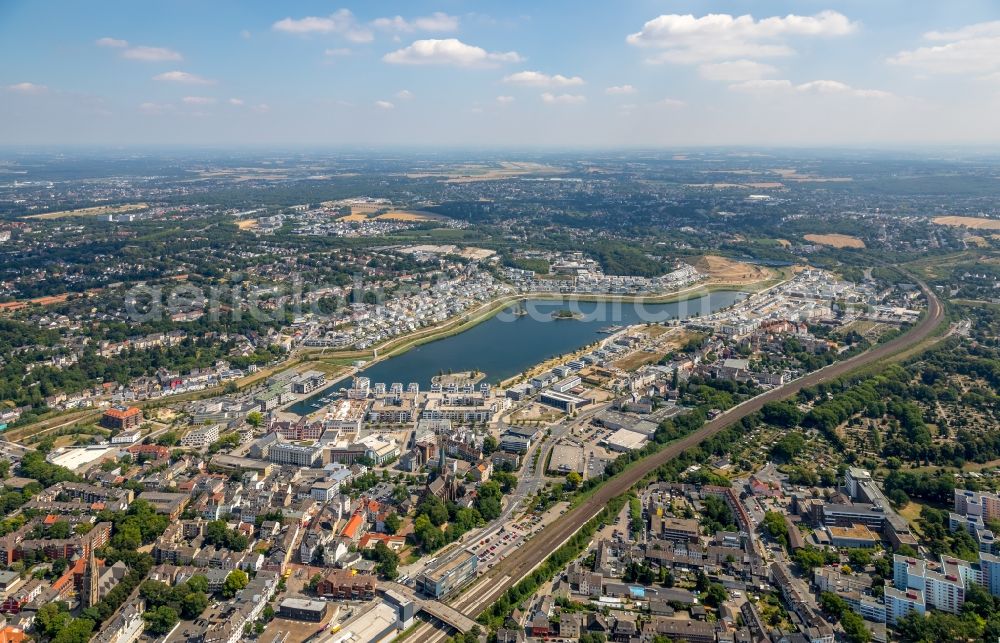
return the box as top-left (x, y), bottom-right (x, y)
top-left (181, 424), bottom-right (221, 448)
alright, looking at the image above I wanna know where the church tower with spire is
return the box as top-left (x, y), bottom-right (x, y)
top-left (82, 546), bottom-right (100, 608)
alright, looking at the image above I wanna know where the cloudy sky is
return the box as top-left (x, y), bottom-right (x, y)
top-left (3, 0), bottom-right (1000, 147)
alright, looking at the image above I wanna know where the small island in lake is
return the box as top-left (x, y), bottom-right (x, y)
top-left (551, 308), bottom-right (584, 320)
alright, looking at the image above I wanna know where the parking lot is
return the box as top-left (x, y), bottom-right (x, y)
top-left (469, 524), bottom-right (527, 570)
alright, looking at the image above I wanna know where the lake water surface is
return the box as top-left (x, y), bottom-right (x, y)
top-left (288, 291), bottom-right (746, 415)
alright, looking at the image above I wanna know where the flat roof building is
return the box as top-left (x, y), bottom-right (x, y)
top-left (604, 428), bottom-right (648, 452)
top-left (415, 550), bottom-right (478, 599)
top-left (827, 524), bottom-right (880, 548)
top-left (278, 597), bottom-right (329, 622)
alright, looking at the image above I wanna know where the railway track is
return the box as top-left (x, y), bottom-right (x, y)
top-left (404, 280), bottom-right (943, 638)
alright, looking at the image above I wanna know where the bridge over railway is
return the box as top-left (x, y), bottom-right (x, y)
top-left (381, 582), bottom-right (478, 633)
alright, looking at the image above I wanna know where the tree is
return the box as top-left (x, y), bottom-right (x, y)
top-left (419, 495), bottom-right (450, 526)
top-left (482, 435), bottom-right (499, 455)
top-left (704, 583), bottom-right (728, 607)
top-left (368, 542), bottom-right (399, 579)
top-left (52, 618), bottom-right (95, 643)
top-left (384, 512), bottom-right (402, 535)
top-left (761, 511), bottom-right (789, 550)
top-left (181, 592), bottom-right (209, 619)
top-left (48, 520), bottom-right (71, 539)
top-left (143, 606), bottom-right (179, 636)
top-left (36, 602), bottom-right (72, 639)
top-left (841, 611), bottom-right (871, 643)
top-left (962, 582), bottom-right (996, 618)
top-left (847, 549), bottom-right (872, 569)
top-left (565, 471), bottom-right (582, 490)
top-left (770, 432), bottom-right (806, 463)
top-left (222, 569), bottom-right (249, 598)
top-left (246, 411), bottom-right (263, 428)
top-left (493, 471), bottom-right (517, 493)
top-left (761, 400), bottom-right (804, 428)
top-left (187, 574), bottom-right (209, 594)
top-left (475, 481), bottom-right (503, 521)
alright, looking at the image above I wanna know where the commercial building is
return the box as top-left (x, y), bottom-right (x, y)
top-left (109, 430), bottom-right (141, 445)
top-left (652, 517), bottom-right (700, 543)
top-left (358, 434), bottom-right (400, 465)
top-left (551, 376), bottom-right (582, 393)
top-left (268, 442), bottom-right (324, 468)
top-left (548, 443), bottom-right (584, 474)
top-left (538, 389), bottom-right (589, 413)
top-left (826, 524), bottom-right (880, 548)
top-left (324, 398), bottom-right (368, 435)
top-left (500, 427), bottom-right (538, 454)
top-left (415, 550), bottom-right (478, 599)
top-left (603, 428), bottom-right (648, 452)
top-left (278, 598), bottom-right (329, 622)
top-left (310, 479), bottom-right (340, 503)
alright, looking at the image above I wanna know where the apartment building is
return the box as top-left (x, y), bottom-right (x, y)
top-left (181, 424), bottom-right (221, 448)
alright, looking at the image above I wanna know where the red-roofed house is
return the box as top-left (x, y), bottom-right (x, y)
top-left (340, 513), bottom-right (366, 542)
top-left (101, 405), bottom-right (142, 430)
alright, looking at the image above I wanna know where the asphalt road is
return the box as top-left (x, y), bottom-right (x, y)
top-left (434, 280), bottom-right (945, 627)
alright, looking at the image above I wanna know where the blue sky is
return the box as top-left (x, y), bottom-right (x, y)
top-left (3, 1), bottom-right (1000, 147)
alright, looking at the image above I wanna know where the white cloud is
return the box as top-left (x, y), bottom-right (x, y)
top-left (272, 9), bottom-right (373, 43)
top-left (324, 48), bottom-right (352, 57)
top-left (372, 12), bottom-right (459, 33)
top-left (889, 21), bottom-right (1000, 75)
top-left (139, 101), bottom-right (174, 115)
top-left (182, 96), bottom-right (216, 105)
top-left (699, 60), bottom-right (777, 81)
top-left (730, 78), bottom-right (891, 98)
top-left (657, 98), bottom-right (686, 108)
top-left (96, 37), bottom-right (128, 48)
top-left (6, 82), bottom-right (48, 95)
top-left (925, 21), bottom-right (1000, 42)
top-left (374, 100), bottom-right (395, 110)
top-left (729, 79), bottom-right (794, 92)
top-left (395, 89), bottom-right (414, 100)
top-left (383, 39), bottom-right (521, 67)
top-left (240, 30), bottom-right (252, 40)
top-left (496, 95), bottom-right (515, 104)
top-left (251, 103), bottom-right (270, 113)
top-left (626, 10), bottom-right (857, 64)
top-left (541, 92), bottom-right (586, 104)
top-left (796, 80), bottom-right (892, 98)
top-left (605, 84), bottom-right (636, 95)
top-left (122, 46), bottom-right (182, 62)
top-left (97, 38), bottom-right (183, 62)
top-left (152, 71), bottom-right (215, 85)
top-left (503, 71), bottom-right (584, 87)
top-left (228, 98), bottom-right (244, 106)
